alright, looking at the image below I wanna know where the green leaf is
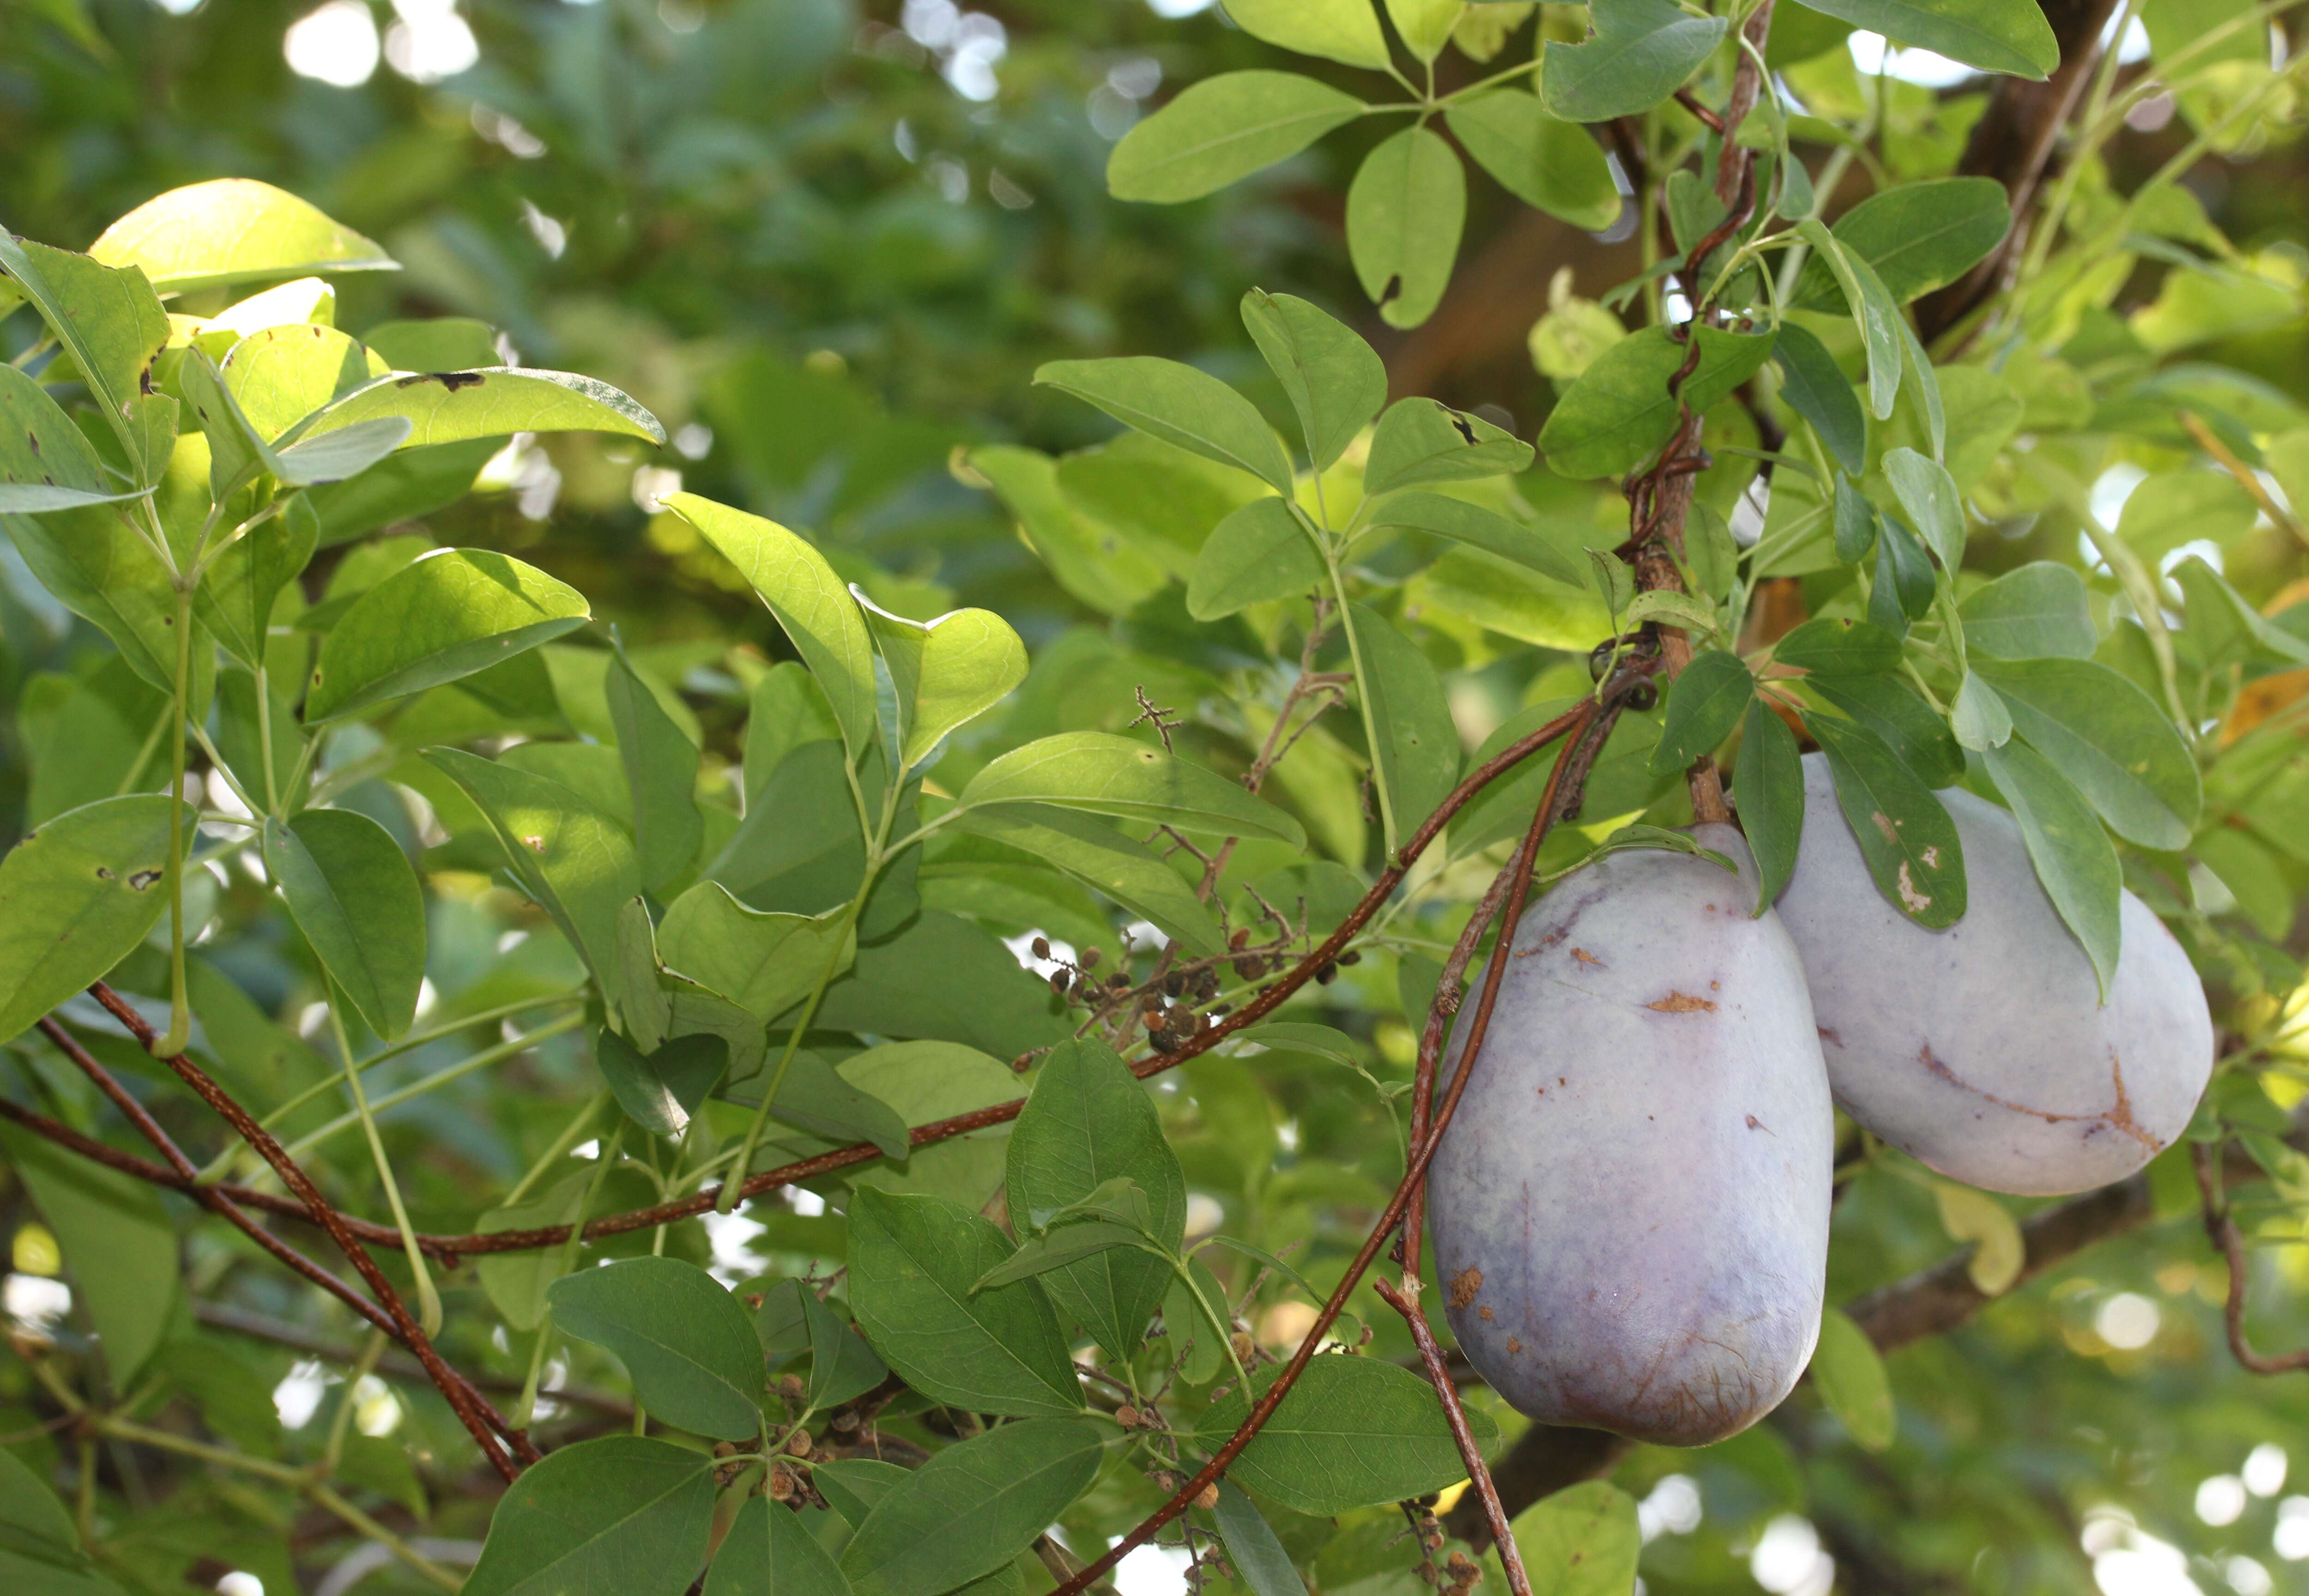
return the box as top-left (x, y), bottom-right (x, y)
top-left (462, 1436), bottom-right (713, 1596)
top-left (1211, 1482), bottom-right (1309, 1596)
top-left (839, 1421), bottom-right (1106, 1596)
top-left (1508, 1481), bottom-right (1640, 1596)
top-left (1445, 90), bottom-right (1621, 232)
top-left (0, 232), bottom-right (170, 476)
top-left (752, 1049), bottom-right (910, 1158)
top-left (846, 1187), bottom-right (1086, 1417)
top-left (1365, 490), bottom-right (1585, 585)
top-left (1774, 615), bottom-right (1904, 676)
top-left (961, 731), bottom-right (1305, 846)
top-left (219, 323), bottom-right (381, 441)
top-left (607, 646), bottom-right (704, 894)
top-left (1034, 357), bottom-right (1293, 494)
top-left (953, 804), bottom-right (1227, 958)
top-left (1107, 71), bottom-right (1365, 203)
top-left (857, 597), bottom-right (1028, 771)
top-left (89, 178), bottom-right (395, 292)
top-left (1346, 126), bottom-right (1466, 331)
top-left (0, 1446), bottom-right (127, 1596)
top-left (1197, 1355), bottom-right (1496, 1517)
top-left (1188, 496), bottom-right (1326, 619)
top-left (547, 1258), bottom-right (768, 1441)
top-left (0, 1123), bottom-right (178, 1387)
top-left (1801, 1312), bottom-right (1893, 1450)
top-left (1832, 472), bottom-right (1879, 565)
top-left (297, 367), bottom-right (664, 449)
top-left (1983, 738), bottom-right (2122, 996)
top-left (1806, 672), bottom-right (1964, 787)
top-left (1878, 515), bottom-right (1938, 623)
top-left (1351, 603), bottom-right (1460, 852)
top-left (1541, 0), bottom-right (1730, 122)
top-left (423, 747), bottom-right (641, 986)
top-left (196, 496), bottom-right (318, 669)
top-left (815, 923), bottom-right (1071, 1070)
top-left (1772, 320), bottom-right (1867, 474)
top-left (1796, 218), bottom-right (1903, 421)
top-left (1783, 0), bottom-right (2055, 78)
top-left (1163, 1255), bottom-right (1233, 1385)
top-left (2171, 555), bottom-right (2309, 672)
top-left (1241, 289), bottom-right (1388, 471)
top-left (1949, 669), bottom-right (2013, 751)
top-left (705, 1495), bottom-right (853, 1596)
top-left (971, 1222), bottom-right (1156, 1291)
top-left (305, 549), bottom-right (589, 722)
top-left (262, 809), bottom-right (425, 1040)
top-left (1736, 696), bottom-right (1804, 913)
top-left (1384, 0), bottom-right (1464, 61)
top-left (663, 494), bottom-right (877, 757)
top-left (1226, 0), bottom-right (1394, 69)
top-left (1971, 657), bottom-right (2201, 849)
top-left (473, 1172), bottom-right (592, 1332)
top-left (1805, 713), bottom-right (1968, 928)
top-left (1650, 649), bottom-right (1754, 776)
top-left (1364, 398), bottom-right (1534, 495)
top-left (1883, 447), bottom-right (1965, 571)
top-left (1537, 325), bottom-right (1776, 479)
top-left (0, 795), bottom-right (190, 1043)
top-left (1008, 1038), bottom-right (1188, 1356)
top-left (1624, 588), bottom-right (1717, 635)
top-left (1793, 178), bottom-right (2014, 310)
top-left (1935, 1181), bottom-right (2024, 1294)
top-left (593, 1026), bottom-right (693, 1139)
top-left (658, 882), bottom-right (853, 1027)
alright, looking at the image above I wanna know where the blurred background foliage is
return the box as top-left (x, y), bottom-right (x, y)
top-left (4, 3), bottom-right (2309, 1595)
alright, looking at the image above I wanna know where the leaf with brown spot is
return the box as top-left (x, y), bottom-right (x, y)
top-left (1806, 712), bottom-right (1967, 929)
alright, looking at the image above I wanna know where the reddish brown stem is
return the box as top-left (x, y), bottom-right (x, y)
top-left (1374, 1277), bottom-right (1532, 1590)
top-left (2194, 1141), bottom-right (2309, 1375)
top-left (33, 1020), bottom-right (409, 1348)
top-left (1050, 684), bottom-right (1636, 1596)
top-left (87, 985), bottom-right (531, 1480)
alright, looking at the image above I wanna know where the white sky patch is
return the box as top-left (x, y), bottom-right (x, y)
top-left (2244, 1445), bottom-right (2289, 1498)
top-left (1146, 0), bottom-right (1215, 15)
top-left (2199, 1475), bottom-right (2249, 1527)
top-left (702, 1208), bottom-right (768, 1286)
top-left (273, 1359), bottom-right (332, 1428)
top-left (384, 0), bottom-right (478, 84)
top-left (4, 1274), bottom-right (71, 1335)
top-left (1111, 1542), bottom-right (1191, 1596)
top-left (2275, 1497), bottom-right (2309, 1560)
top-left (284, 1), bottom-right (379, 87)
top-left (1639, 1474), bottom-right (1703, 1542)
top-left (2096, 1292), bottom-right (2161, 1350)
top-left (1750, 1514), bottom-right (1834, 1596)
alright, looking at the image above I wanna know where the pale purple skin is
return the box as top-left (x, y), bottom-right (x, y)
top-left (1775, 754), bottom-right (2213, 1197)
top-left (1427, 827), bottom-right (1833, 1446)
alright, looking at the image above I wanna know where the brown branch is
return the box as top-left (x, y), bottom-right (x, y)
top-left (1375, 1278), bottom-right (1531, 1595)
top-left (1050, 679), bottom-right (1646, 1596)
top-left (87, 985), bottom-right (530, 1481)
top-left (2193, 1140), bottom-right (2309, 1375)
top-left (33, 1020), bottom-right (411, 1350)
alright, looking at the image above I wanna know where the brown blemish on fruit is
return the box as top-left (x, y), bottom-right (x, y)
top-left (1506, 1336), bottom-right (1521, 1354)
top-left (1817, 1026), bottom-right (1842, 1047)
top-left (1449, 1267), bottom-right (1483, 1309)
top-left (1646, 992), bottom-right (1717, 1013)
top-left (1478, 1306), bottom-right (1493, 1320)
top-left (1916, 1043), bottom-right (2159, 1152)
top-left (1572, 947), bottom-right (1604, 967)
top-left (1746, 1115), bottom-right (1773, 1135)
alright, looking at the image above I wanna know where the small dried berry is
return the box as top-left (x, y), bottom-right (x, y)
top-left (1031, 935), bottom-right (1051, 960)
top-left (768, 1464), bottom-right (796, 1501)
top-left (1316, 962), bottom-right (1338, 985)
top-left (1114, 1404), bottom-right (1142, 1428)
top-left (1195, 1482), bottom-right (1221, 1511)
top-left (1081, 946), bottom-right (1102, 970)
top-left (1229, 928), bottom-right (1251, 951)
top-left (1337, 950), bottom-right (1361, 966)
